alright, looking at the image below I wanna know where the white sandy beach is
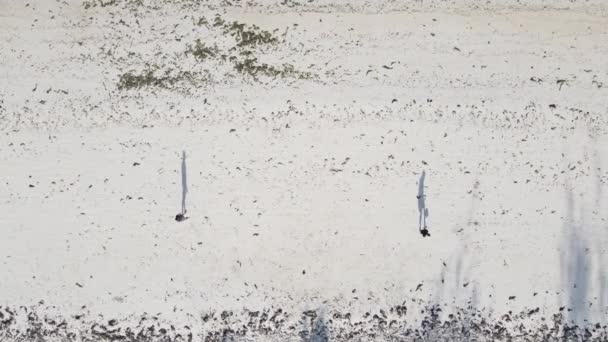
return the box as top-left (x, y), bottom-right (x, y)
top-left (1, 0), bottom-right (607, 340)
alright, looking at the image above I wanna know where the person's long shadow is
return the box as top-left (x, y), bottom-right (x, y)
top-left (181, 151), bottom-right (187, 214)
top-left (175, 150), bottom-right (189, 222)
top-left (417, 170), bottom-right (430, 237)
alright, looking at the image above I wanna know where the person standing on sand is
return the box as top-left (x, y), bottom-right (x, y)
top-left (417, 170), bottom-right (430, 237)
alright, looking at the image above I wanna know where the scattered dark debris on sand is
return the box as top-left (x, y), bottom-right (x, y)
top-left (1, 304), bottom-right (606, 341)
top-left (113, 10), bottom-right (315, 92)
top-left (117, 68), bottom-right (200, 91)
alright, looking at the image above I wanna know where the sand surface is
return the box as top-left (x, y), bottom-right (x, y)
top-left (1, 0), bottom-right (608, 340)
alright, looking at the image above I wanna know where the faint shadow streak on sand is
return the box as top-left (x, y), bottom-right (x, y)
top-left (590, 132), bottom-right (607, 317)
top-left (560, 185), bottom-right (595, 326)
top-left (433, 178), bottom-right (479, 320)
top-left (560, 134), bottom-right (607, 325)
top-left (310, 312), bottom-right (329, 342)
top-left (301, 308), bottom-right (329, 342)
top-left (428, 247), bottom-right (479, 341)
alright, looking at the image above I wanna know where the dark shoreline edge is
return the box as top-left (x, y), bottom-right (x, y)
top-left (1, 303), bottom-right (607, 341)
